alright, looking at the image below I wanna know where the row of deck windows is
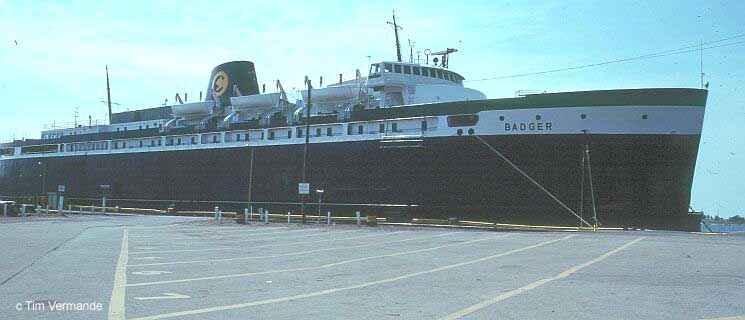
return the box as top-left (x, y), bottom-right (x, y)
top-left (373, 63), bottom-right (464, 84)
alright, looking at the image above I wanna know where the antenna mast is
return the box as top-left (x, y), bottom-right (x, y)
top-left (388, 11), bottom-right (402, 62)
top-left (106, 65), bottom-right (113, 124)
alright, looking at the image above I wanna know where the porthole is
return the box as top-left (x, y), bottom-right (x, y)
top-left (642, 114), bottom-right (648, 120)
top-left (468, 128), bottom-right (475, 135)
top-left (535, 115), bottom-right (542, 120)
top-left (580, 114), bottom-right (587, 119)
top-left (456, 129), bottom-right (463, 136)
top-left (499, 115), bottom-right (505, 121)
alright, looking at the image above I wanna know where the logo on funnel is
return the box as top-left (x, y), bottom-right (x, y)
top-left (211, 71), bottom-right (229, 97)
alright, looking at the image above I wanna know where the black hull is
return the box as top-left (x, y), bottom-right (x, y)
top-left (0, 134), bottom-right (701, 230)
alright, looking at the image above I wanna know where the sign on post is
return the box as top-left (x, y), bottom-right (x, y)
top-left (58, 185), bottom-right (66, 192)
top-left (298, 183), bottom-right (310, 195)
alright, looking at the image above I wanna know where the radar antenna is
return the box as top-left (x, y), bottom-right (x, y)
top-left (387, 11), bottom-right (403, 62)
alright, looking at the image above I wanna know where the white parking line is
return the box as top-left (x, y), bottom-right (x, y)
top-left (128, 230), bottom-right (405, 255)
top-left (127, 234), bottom-right (512, 287)
top-left (439, 236), bottom-right (646, 320)
top-left (128, 232), bottom-right (456, 267)
top-left (129, 235), bottom-right (574, 320)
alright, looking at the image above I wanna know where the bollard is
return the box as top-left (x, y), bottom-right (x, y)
top-left (68, 204), bottom-right (72, 216)
top-left (258, 208), bottom-right (263, 221)
top-left (218, 210), bottom-right (222, 223)
top-left (214, 207), bottom-right (219, 221)
top-left (327, 210), bottom-right (331, 225)
top-left (2, 203), bottom-right (7, 217)
top-left (102, 197), bottom-right (107, 215)
top-left (356, 211), bottom-right (361, 226)
top-left (244, 208), bottom-right (249, 224)
top-left (264, 209), bottom-right (269, 224)
top-left (287, 212), bottom-right (291, 224)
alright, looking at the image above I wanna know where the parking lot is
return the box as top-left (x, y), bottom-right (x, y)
top-left (1, 214), bottom-right (744, 319)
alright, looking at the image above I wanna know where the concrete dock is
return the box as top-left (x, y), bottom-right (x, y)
top-left (0, 214), bottom-right (743, 319)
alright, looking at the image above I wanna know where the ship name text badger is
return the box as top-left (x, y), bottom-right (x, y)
top-left (504, 122), bottom-right (553, 131)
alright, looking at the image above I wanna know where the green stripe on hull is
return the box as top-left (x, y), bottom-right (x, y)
top-left (351, 88), bottom-right (708, 121)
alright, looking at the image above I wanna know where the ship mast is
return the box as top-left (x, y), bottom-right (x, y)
top-left (106, 65), bottom-right (113, 124)
top-left (388, 11), bottom-right (402, 62)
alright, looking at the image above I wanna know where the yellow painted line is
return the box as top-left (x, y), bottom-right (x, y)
top-left (107, 228), bottom-right (128, 320)
top-left (439, 236), bottom-right (645, 320)
top-left (127, 234), bottom-right (512, 287)
top-left (129, 230), bottom-right (403, 255)
top-left (130, 234), bottom-right (573, 320)
top-left (129, 232), bottom-right (456, 267)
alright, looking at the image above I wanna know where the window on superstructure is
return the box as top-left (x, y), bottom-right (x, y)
top-left (192, 137), bottom-right (197, 144)
top-left (122, 141), bottom-right (127, 148)
top-left (413, 66), bottom-right (421, 76)
top-left (436, 69), bottom-right (443, 79)
top-left (139, 126), bottom-right (142, 130)
top-left (379, 123), bottom-right (385, 133)
top-left (327, 128), bottom-right (332, 136)
top-left (370, 64), bottom-right (380, 75)
top-left (177, 138), bottom-right (181, 145)
top-left (316, 128), bottom-right (321, 137)
top-left (146, 125), bottom-right (149, 129)
top-left (139, 141), bottom-right (143, 147)
top-left (391, 123), bottom-right (398, 132)
top-left (384, 63), bottom-right (393, 73)
top-left (158, 139), bottom-right (162, 146)
top-left (394, 64), bottom-right (402, 73)
top-left (269, 131), bottom-right (274, 140)
top-left (403, 65), bottom-right (411, 74)
top-left (297, 128), bottom-right (303, 138)
top-left (347, 125), bottom-right (352, 135)
top-left (212, 135), bottom-right (217, 143)
top-left (421, 120), bottom-right (428, 131)
top-left (358, 125), bottom-right (363, 134)
top-left (287, 130), bottom-right (292, 139)
top-left (151, 140), bottom-right (155, 147)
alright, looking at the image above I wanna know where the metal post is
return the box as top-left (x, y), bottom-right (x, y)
top-left (244, 208), bottom-right (249, 224)
top-left (59, 195), bottom-right (64, 215)
top-left (287, 212), bottom-right (291, 224)
top-left (356, 211), bottom-right (361, 226)
top-left (46, 203), bottom-right (50, 215)
top-left (21, 204), bottom-right (26, 217)
top-left (218, 210), bottom-right (222, 223)
top-left (264, 209), bottom-right (269, 224)
top-left (301, 79), bottom-right (312, 224)
top-left (585, 145), bottom-right (598, 230)
top-left (92, 205), bottom-right (96, 215)
top-left (215, 207), bottom-right (219, 221)
top-left (259, 208), bottom-right (263, 221)
top-left (68, 204), bottom-right (72, 216)
top-left (2, 203), bottom-right (7, 217)
top-left (247, 147), bottom-right (254, 220)
top-left (250, 206), bottom-right (254, 223)
top-left (579, 150), bottom-right (585, 229)
top-left (327, 210), bottom-right (331, 225)
top-left (80, 205), bottom-right (83, 216)
top-left (102, 197), bottom-right (107, 215)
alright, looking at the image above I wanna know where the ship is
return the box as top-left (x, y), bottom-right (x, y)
top-left (0, 17), bottom-right (707, 230)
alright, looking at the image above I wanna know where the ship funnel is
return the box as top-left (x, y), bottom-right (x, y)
top-left (205, 61), bottom-right (259, 105)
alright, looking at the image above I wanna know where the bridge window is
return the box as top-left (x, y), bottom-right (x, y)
top-left (394, 64), bottom-right (402, 73)
top-left (384, 63), bottom-right (393, 73)
top-left (369, 63), bottom-right (380, 75)
top-left (436, 69), bottom-right (443, 79)
top-left (413, 66), bottom-right (421, 76)
top-left (403, 65), bottom-right (411, 74)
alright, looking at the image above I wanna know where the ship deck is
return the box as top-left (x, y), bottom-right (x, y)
top-left (1, 214), bottom-right (743, 319)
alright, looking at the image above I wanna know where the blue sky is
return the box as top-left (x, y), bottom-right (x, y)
top-left (1, 0), bottom-right (743, 217)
